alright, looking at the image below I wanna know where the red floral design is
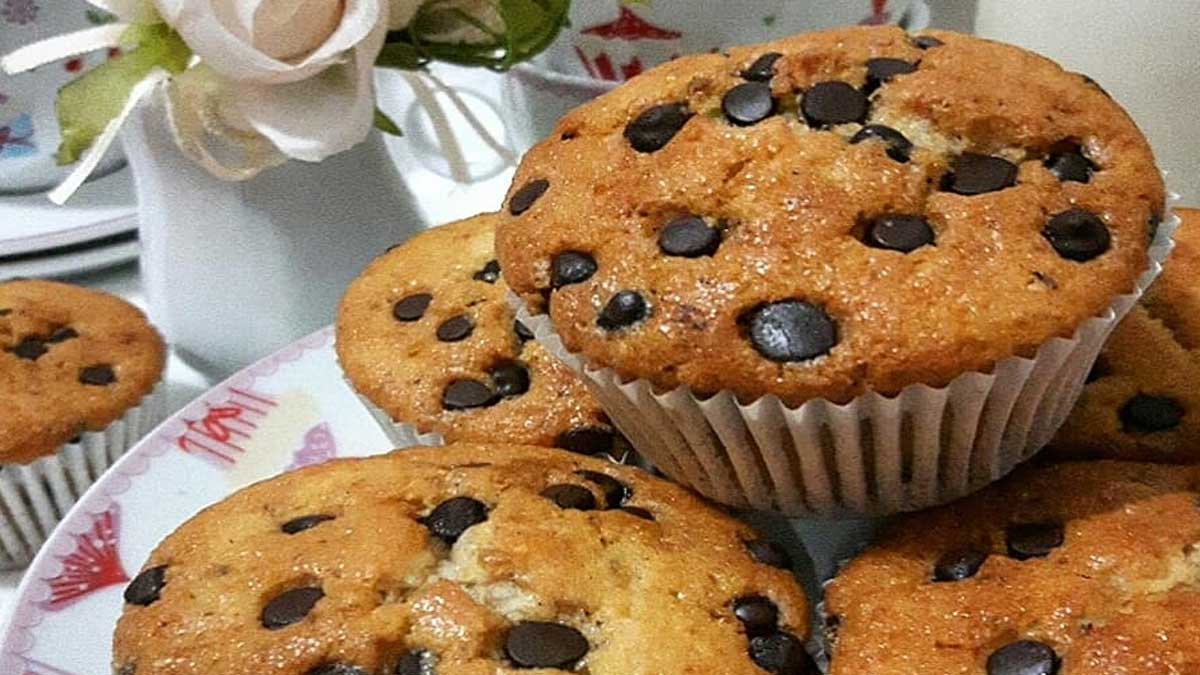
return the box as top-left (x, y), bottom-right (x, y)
top-left (286, 422), bottom-right (338, 471)
top-left (39, 506), bottom-right (128, 612)
top-left (581, 6), bottom-right (681, 40)
top-left (176, 388), bottom-right (278, 465)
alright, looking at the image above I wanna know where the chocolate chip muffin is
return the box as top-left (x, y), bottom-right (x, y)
top-left (1, 280), bottom-right (166, 464)
top-left (113, 444), bottom-right (815, 675)
top-left (1050, 208), bottom-right (1200, 463)
top-left (337, 214), bottom-right (626, 457)
top-left (824, 461), bottom-right (1200, 675)
top-left (496, 26), bottom-right (1164, 405)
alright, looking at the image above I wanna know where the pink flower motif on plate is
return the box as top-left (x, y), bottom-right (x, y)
top-left (1, 0), bottom-right (39, 25)
top-left (39, 506), bottom-right (128, 612)
top-left (286, 422), bottom-right (338, 471)
top-left (175, 388), bottom-right (278, 467)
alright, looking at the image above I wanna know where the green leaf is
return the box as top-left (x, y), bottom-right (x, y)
top-left (374, 108), bottom-right (403, 137)
top-left (379, 0), bottom-right (569, 72)
top-left (56, 24), bottom-right (191, 165)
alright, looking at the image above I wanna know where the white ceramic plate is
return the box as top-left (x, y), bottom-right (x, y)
top-left (0, 328), bottom-right (398, 674)
top-left (0, 168), bottom-right (137, 257)
top-left (0, 228), bottom-right (138, 281)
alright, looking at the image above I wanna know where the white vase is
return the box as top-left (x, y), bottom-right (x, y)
top-left (122, 92), bottom-right (426, 379)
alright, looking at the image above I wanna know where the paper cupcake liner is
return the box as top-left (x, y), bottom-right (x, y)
top-left (514, 199), bottom-right (1179, 517)
top-left (0, 382), bottom-right (168, 569)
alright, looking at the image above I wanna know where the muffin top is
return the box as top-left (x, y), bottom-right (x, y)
top-left (1051, 208), bottom-right (1200, 463)
top-left (337, 215), bottom-right (624, 456)
top-left (823, 461), bottom-right (1200, 675)
top-left (113, 444), bottom-right (813, 675)
top-left (0, 280), bottom-right (166, 464)
top-left (495, 26), bottom-right (1164, 406)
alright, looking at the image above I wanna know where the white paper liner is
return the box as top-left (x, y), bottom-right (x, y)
top-left (514, 200), bottom-right (1179, 517)
top-left (0, 382), bottom-right (168, 569)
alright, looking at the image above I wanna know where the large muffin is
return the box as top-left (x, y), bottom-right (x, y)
top-left (113, 444), bottom-right (814, 675)
top-left (0, 279), bottom-right (166, 464)
top-left (1049, 207), bottom-right (1200, 463)
top-left (495, 26), bottom-right (1164, 406)
top-left (824, 461), bottom-right (1200, 674)
top-left (337, 215), bottom-right (625, 456)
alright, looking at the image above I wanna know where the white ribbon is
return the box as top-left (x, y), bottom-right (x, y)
top-left (1, 25), bottom-right (128, 75)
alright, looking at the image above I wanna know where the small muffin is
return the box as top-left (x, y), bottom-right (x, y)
top-left (824, 461), bottom-right (1200, 674)
top-left (0, 280), bottom-right (167, 567)
top-left (337, 214), bottom-right (626, 457)
top-left (493, 26), bottom-right (1168, 515)
top-left (113, 444), bottom-right (815, 675)
top-left (1050, 207), bottom-right (1200, 463)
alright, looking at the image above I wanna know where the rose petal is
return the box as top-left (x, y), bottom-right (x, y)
top-left (154, 0), bottom-right (383, 85)
top-left (231, 20), bottom-right (385, 162)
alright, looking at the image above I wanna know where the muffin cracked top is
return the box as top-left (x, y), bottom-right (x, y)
top-left (113, 444), bottom-right (813, 675)
top-left (495, 26), bottom-right (1164, 406)
top-left (0, 280), bottom-right (166, 463)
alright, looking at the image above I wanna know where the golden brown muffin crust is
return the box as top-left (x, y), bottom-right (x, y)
top-left (495, 27), bottom-right (1164, 406)
top-left (824, 461), bottom-right (1200, 674)
top-left (336, 215), bottom-right (620, 453)
top-left (0, 280), bottom-right (166, 464)
top-left (113, 444), bottom-right (812, 675)
top-left (1050, 208), bottom-right (1200, 463)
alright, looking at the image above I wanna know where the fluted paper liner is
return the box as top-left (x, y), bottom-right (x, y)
top-left (0, 382), bottom-right (168, 569)
top-left (514, 201), bottom-right (1179, 517)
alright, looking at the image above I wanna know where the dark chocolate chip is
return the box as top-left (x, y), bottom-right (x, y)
top-left (1120, 394), bottom-right (1184, 433)
top-left (394, 293), bottom-right (433, 322)
top-left (624, 103), bottom-right (692, 153)
top-left (620, 506), bottom-right (655, 521)
top-left (942, 153), bottom-right (1018, 195)
top-left (911, 35), bottom-right (944, 49)
top-left (1006, 522), bottom-right (1065, 560)
top-left (510, 178), bottom-right (550, 215)
top-left (986, 640), bottom-right (1060, 675)
top-left (557, 427), bottom-right (617, 456)
top-left (864, 57), bottom-right (916, 93)
top-left (1043, 209), bottom-right (1110, 262)
top-left (505, 621), bottom-right (589, 669)
top-left (281, 514), bottom-right (335, 535)
top-left (514, 319), bottom-right (535, 342)
top-left (394, 650), bottom-right (430, 675)
top-left (742, 52), bottom-right (783, 81)
top-left (733, 596), bottom-right (779, 636)
top-left (309, 665), bottom-right (369, 675)
top-left (424, 497), bottom-right (489, 544)
top-left (850, 124), bottom-right (913, 162)
top-left (124, 565), bottom-right (167, 606)
top-left (541, 484), bottom-right (597, 511)
top-left (742, 301), bottom-right (837, 362)
top-left (262, 586), bottom-right (324, 629)
top-left (659, 216), bottom-right (722, 258)
top-left (801, 82), bottom-right (868, 127)
top-left (597, 291), bottom-right (648, 330)
top-left (436, 315), bottom-right (475, 342)
top-left (48, 327), bottom-right (79, 343)
top-left (746, 539), bottom-right (792, 569)
top-left (79, 364), bottom-right (117, 386)
top-left (863, 215), bottom-right (934, 253)
top-left (1045, 149), bottom-right (1094, 183)
top-left (933, 548), bottom-right (988, 582)
top-left (442, 380), bottom-right (498, 410)
top-left (1076, 72), bottom-right (1111, 98)
top-left (473, 259), bottom-right (501, 283)
top-left (723, 82), bottom-right (775, 126)
top-left (748, 632), bottom-right (817, 675)
top-left (490, 361), bottom-right (531, 398)
top-left (0, 309), bottom-right (10, 317)
top-left (575, 470), bottom-right (630, 508)
top-left (12, 338), bottom-right (47, 361)
top-left (551, 252), bottom-right (597, 288)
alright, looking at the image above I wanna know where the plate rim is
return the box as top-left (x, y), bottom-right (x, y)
top-left (0, 326), bottom-right (336, 669)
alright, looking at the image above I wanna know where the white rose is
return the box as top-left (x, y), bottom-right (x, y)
top-left (153, 0), bottom-right (389, 162)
